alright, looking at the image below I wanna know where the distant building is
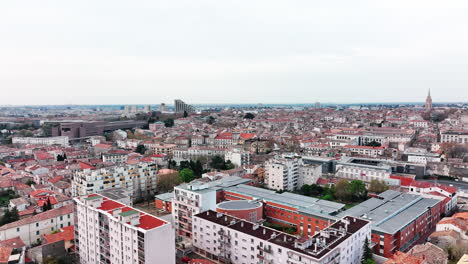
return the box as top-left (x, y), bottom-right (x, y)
top-left (174, 99), bottom-right (195, 113)
top-left (425, 89), bottom-right (433, 111)
top-left (48, 120), bottom-right (146, 139)
top-left (143, 105), bottom-right (151, 112)
top-left (12, 136), bottom-right (69, 147)
top-left (159, 103), bottom-right (167, 112)
top-left (74, 194), bottom-right (175, 264)
top-left (440, 130), bottom-right (468, 144)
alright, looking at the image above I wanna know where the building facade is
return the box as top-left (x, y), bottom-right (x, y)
top-left (193, 210), bottom-right (371, 264)
top-left (74, 194), bottom-right (175, 264)
top-left (72, 162), bottom-right (157, 199)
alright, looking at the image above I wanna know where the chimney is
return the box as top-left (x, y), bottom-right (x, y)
top-left (283, 236), bottom-right (287, 242)
top-left (263, 229), bottom-right (266, 235)
top-left (241, 222), bottom-right (244, 227)
top-left (207, 211), bottom-right (210, 216)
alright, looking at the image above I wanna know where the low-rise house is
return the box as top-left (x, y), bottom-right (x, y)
top-left (0, 204), bottom-right (74, 246)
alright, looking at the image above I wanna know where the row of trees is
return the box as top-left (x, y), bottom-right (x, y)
top-left (300, 179), bottom-right (389, 204)
top-left (0, 207), bottom-right (19, 226)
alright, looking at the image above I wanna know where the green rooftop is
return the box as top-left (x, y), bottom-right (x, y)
top-left (120, 210), bottom-right (139, 217)
top-left (85, 195), bottom-right (101, 201)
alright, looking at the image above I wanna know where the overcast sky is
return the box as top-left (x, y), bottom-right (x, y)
top-left (1, 0), bottom-right (468, 105)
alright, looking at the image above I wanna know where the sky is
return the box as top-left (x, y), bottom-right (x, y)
top-left (1, 0), bottom-right (468, 105)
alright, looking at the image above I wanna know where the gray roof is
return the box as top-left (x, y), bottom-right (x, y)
top-left (176, 176), bottom-right (251, 194)
top-left (338, 190), bottom-right (440, 234)
top-left (155, 191), bottom-right (174, 201)
top-left (98, 187), bottom-right (130, 201)
top-left (225, 184), bottom-right (344, 220)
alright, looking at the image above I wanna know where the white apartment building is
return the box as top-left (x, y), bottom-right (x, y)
top-left (298, 163), bottom-right (322, 186)
top-left (193, 210), bottom-right (371, 264)
top-left (12, 136), bottom-right (69, 147)
top-left (265, 154), bottom-right (300, 191)
top-left (440, 130), bottom-right (468, 144)
top-left (74, 194), bottom-right (175, 264)
top-left (266, 155), bottom-right (320, 191)
top-left (344, 145), bottom-right (385, 157)
top-left (0, 204), bottom-right (74, 246)
top-left (335, 157), bottom-right (398, 185)
top-left (172, 177), bottom-right (250, 241)
top-left (173, 146), bottom-right (226, 161)
top-left (102, 152), bottom-right (129, 164)
top-left (405, 149), bottom-right (441, 164)
top-left (225, 149), bottom-right (250, 167)
top-left (72, 162), bottom-right (157, 199)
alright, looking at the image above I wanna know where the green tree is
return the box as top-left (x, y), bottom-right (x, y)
top-left (26, 179), bottom-right (35, 186)
top-left (157, 172), bottom-right (182, 193)
top-left (179, 168), bottom-right (195, 183)
top-left (244, 113), bottom-right (255, 119)
top-left (362, 237), bottom-right (374, 264)
top-left (207, 116), bottom-right (215, 125)
top-left (368, 180), bottom-right (389, 194)
top-left (364, 141), bottom-right (381, 147)
top-left (0, 207), bottom-right (19, 225)
top-left (349, 180), bottom-right (367, 201)
top-left (164, 119), bottom-right (174, 127)
top-left (335, 180), bottom-right (351, 201)
top-left (183, 111), bottom-right (188, 118)
top-left (135, 145), bottom-right (147, 155)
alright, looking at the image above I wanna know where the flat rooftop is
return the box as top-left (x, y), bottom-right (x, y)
top-left (338, 190), bottom-right (440, 234)
top-left (195, 210), bottom-right (369, 260)
top-left (225, 184), bottom-right (344, 220)
top-left (76, 194), bottom-right (168, 231)
top-left (217, 200), bottom-right (262, 210)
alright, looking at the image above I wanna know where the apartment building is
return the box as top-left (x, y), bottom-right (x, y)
top-left (175, 99), bottom-right (195, 113)
top-left (335, 157), bottom-right (397, 185)
top-left (0, 204), bottom-right (74, 246)
top-left (12, 136), bottom-right (69, 147)
top-left (404, 148), bottom-right (441, 164)
top-left (225, 148), bottom-right (251, 167)
top-left (265, 154), bottom-right (300, 191)
top-left (409, 181), bottom-right (458, 215)
top-left (143, 143), bottom-right (177, 156)
top-left (344, 145), bottom-right (385, 157)
top-left (440, 130), bottom-right (468, 144)
top-left (74, 194), bottom-right (175, 264)
top-left (193, 210), bottom-right (371, 264)
top-left (340, 190), bottom-right (443, 257)
top-left (223, 185), bottom-right (345, 237)
top-left (72, 162), bottom-right (157, 199)
top-left (172, 177), bottom-right (251, 241)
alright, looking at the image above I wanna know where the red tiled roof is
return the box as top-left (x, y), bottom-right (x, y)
top-left (410, 181), bottom-right (457, 194)
top-left (0, 204), bottom-right (74, 231)
top-left (137, 214), bottom-right (166, 230)
top-left (78, 161), bottom-right (95, 170)
top-left (43, 226), bottom-right (74, 244)
top-left (0, 237), bottom-right (26, 248)
top-left (0, 247), bottom-right (12, 263)
top-left (240, 133), bottom-right (255, 140)
top-left (94, 144), bottom-right (112, 149)
top-left (48, 176), bottom-right (64, 184)
top-left (390, 175), bottom-right (415, 186)
top-left (35, 152), bottom-right (54, 160)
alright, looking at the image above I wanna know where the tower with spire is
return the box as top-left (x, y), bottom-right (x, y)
top-left (425, 89), bottom-right (432, 111)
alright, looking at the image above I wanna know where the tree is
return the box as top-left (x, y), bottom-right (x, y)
top-left (135, 145), bottom-right (147, 155)
top-left (364, 141), bottom-right (381, 147)
top-left (335, 180), bottom-right (351, 201)
top-left (157, 172), bottom-right (182, 193)
top-left (362, 237), bottom-right (374, 264)
top-left (26, 179), bottom-right (35, 186)
top-left (209, 156), bottom-right (235, 170)
top-left (244, 113), bottom-right (255, 119)
top-left (164, 119), bottom-right (174, 127)
top-left (183, 111), bottom-right (188, 118)
top-left (207, 116), bottom-right (215, 125)
top-left (368, 180), bottom-right (389, 194)
top-left (0, 207), bottom-right (19, 226)
top-left (349, 180), bottom-right (367, 201)
top-left (179, 168), bottom-right (195, 183)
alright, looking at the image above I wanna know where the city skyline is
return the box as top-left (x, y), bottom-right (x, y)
top-left (1, 0), bottom-right (468, 105)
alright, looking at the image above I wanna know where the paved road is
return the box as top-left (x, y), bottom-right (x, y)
top-left (420, 179), bottom-right (468, 191)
